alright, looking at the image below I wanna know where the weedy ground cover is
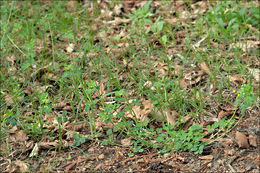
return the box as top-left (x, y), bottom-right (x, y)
top-left (0, 1), bottom-right (259, 172)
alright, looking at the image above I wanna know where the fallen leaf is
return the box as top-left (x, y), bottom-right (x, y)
top-left (200, 62), bottom-right (211, 74)
top-left (235, 131), bottom-right (249, 149)
top-left (9, 130), bottom-right (28, 142)
top-left (226, 149), bottom-right (235, 156)
top-left (121, 138), bottom-right (132, 146)
top-left (9, 125), bottom-right (18, 133)
top-left (66, 0), bottom-right (75, 13)
top-left (180, 78), bottom-right (188, 89)
top-left (65, 162), bottom-right (76, 172)
top-left (184, 70), bottom-right (206, 86)
top-left (72, 123), bottom-right (86, 132)
top-left (94, 163), bottom-right (103, 171)
top-left (113, 4), bottom-right (123, 16)
top-left (229, 40), bottom-right (259, 54)
top-left (15, 160), bottom-right (28, 172)
top-left (30, 65), bottom-right (49, 81)
top-left (88, 147), bottom-right (95, 153)
top-left (2, 91), bottom-right (14, 105)
top-left (248, 135), bottom-right (257, 147)
top-left (66, 43), bottom-right (75, 53)
top-left (127, 100), bottom-right (153, 122)
top-left (182, 117), bottom-right (193, 131)
top-left (199, 155), bottom-right (213, 160)
top-left (218, 110), bottom-right (234, 121)
top-left (247, 24), bottom-right (260, 33)
top-left (95, 119), bottom-right (114, 131)
top-left (6, 55), bottom-right (16, 65)
top-left (203, 121), bottom-right (215, 128)
top-left (63, 106), bottom-right (73, 111)
top-left (172, 64), bottom-right (182, 76)
top-left (228, 75), bottom-right (246, 84)
top-left (248, 68), bottom-right (260, 82)
top-left (165, 110), bottom-right (179, 126)
top-left (98, 154), bottom-right (105, 160)
top-left (123, 0), bottom-right (135, 10)
top-left (39, 141), bottom-right (59, 149)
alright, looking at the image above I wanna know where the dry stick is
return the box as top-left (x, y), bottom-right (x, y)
top-left (227, 163), bottom-right (236, 173)
top-left (7, 35), bottom-right (26, 55)
top-left (122, 155), bottom-right (145, 165)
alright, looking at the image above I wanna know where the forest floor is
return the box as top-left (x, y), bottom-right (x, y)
top-left (0, 1), bottom-right (259, 172)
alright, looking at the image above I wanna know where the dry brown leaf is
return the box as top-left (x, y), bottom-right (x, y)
top-left (9, 125), bottom-right (18, 133)
top-left (180, 11), bottom-right (190, 20)
top-left (15, 160), bottom-right (28, 172)
top-left (165, 110), bottom-right (179, 126)
top-left (218, 110), bottom-right (234, 121)
top-left (235, 131), bottom-right (249, 149)
top-left (2, 91), bottom-right (14, 105)
top-left (6, 55), bottom-right (16, 65)
top-left (127, 100), bottom-right (153, 122)
top-left (98, 154), bottom-right (105, 160)
top-left (65, 162), bottom-right (76, 172)
top-left (72, 123), bottom-right (86, 131)
top-left (164, 18), bottom-right (178, 27)
top-left (95, 119), bottom-right (114, 131)
top-left (247, 24), bottom-right (260, 33)
top-left (228, 75), bottom-right (246, 84)
top-left (113, 4), bottom-right (123, 16)
top-left (123, 0), bottom-right (136, 10)
top-left (248, 68), bottom-right (260, 82)
top-left (88, 147), bottom-right (95, 153)
top-left (66, 1), bottom-right (75, 13)
top-left (63, 106), bottom-right (73, 111)
top-left (54, 102), bottom-right (67, 109)
top-left (39, 141), bottom-right (59, 149)
top-left (199, 155), bottom-right (213, 160)
top-left (182, 117), bottom-right (193, 131)
top-left (9, 130), bottom-right (28, 142)
top-left (203, 121), bottom-right (215, 128)
top-left (221, 106), bottom-right (236, 112)
top-left (200, 62), bottom-right (211, 74)
top-left (121, 138), bottom-right (132, 146)
top-left (45, 114), bottom-right (59, 126)
top-left (31, 65), bottom-right (48, 78)
top-left (229, 40), bottom-right (259, 53)
top-left (171, 64), bottom-right (182, 76)
top-left (184, 70), bottom-right (206, 86)
top-left (248, 135), bottom-right (257, 147)
top-left (66, 43), bottom-right (75, 53)
top-left (180, 78), bottom-right (188, 89)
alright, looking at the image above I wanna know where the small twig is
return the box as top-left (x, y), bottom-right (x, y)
top-left (122, 155), bottom-right (144, 165)
top-left (227, 163), bottom-right (236, 173)
top-left (7, 35), bottom-right (26, 55)
top-left (139, 166), bottom-right (151, 172)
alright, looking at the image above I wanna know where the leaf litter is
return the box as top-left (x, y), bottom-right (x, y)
top-left (1, 1), bottom-right (259, 173)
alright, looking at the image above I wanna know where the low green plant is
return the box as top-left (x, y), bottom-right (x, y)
top-left (206, 83), bottom-right (257, 144)
top-left (73, 132), bottom-right (86, 147)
